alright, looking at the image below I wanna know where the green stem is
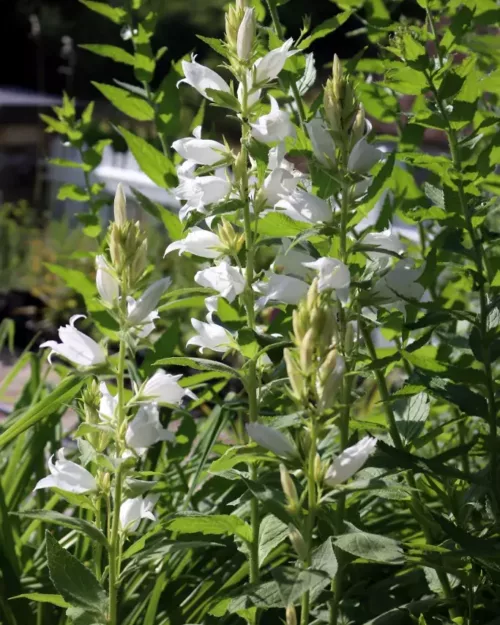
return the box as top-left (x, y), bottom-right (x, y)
top-left (300, 415), bottom-right (317, 625)
top-left (329, 167), bottom-right (351, 625)
top-left (264, 0), bottom-right (306, 128)
top-left (359, 321), bottom-right (460, 619)
top-left (108, 304), bottom-right (128, 625)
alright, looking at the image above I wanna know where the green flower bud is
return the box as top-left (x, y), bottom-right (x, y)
top-left (286, 605), bottom-right (297, 625)
top-left (280, 464), bottom-right (299, 513)
top-left (299, 327), bottom-right (316, 373)
top-left (289, 526), bottom-right (308, 561)
top-left (114, 183), bottom-right (127, 227)
top-left (284, 348), bottom-right (306, 401)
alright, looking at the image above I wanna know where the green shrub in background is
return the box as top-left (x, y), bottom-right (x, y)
top-left (1, 1), bottom-right (500, 625)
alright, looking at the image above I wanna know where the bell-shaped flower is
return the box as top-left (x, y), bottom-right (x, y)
top-left (255, 273), bottom-right (308, 308)
top-left (275, 188), bottom-right (332, 224)
top-left (142, 369), bottom-right (196, 405)
top-left (120, 495), bottom-right (158, 533)
top-left (175, 172), bottom-right (231, 221)
top-left (34, 448), bottom-right (96, 494)
top-left (99, 382), bottom-right (118, 424)
top-left (178, 55), bottom-right (230, 100)
top-left (126, 277), bottom-right (171, 329)
top-left (195, 260), bottom-right (245, 303)
top-left (237, 8), bottom-right (255, 60)
top-left (165, 227), bottom-right (222, 259)
top-left (186, 318), bottom-right (233, 354)
top-left (125, 402), bottom-right (174, 455)
top-left (306, 117), bottom-right (336, 167)
top-left (302, 258), bottom-right (350, 301)
top-left (272, 239), bottom-right (315, 279)
top-left (371, 259), bottom-right (424, 303)
top-left (324, 436), bottom-right (377, 486)
top-left (172, 134), bottom-right (228, 166)
top-left (40, 315), bottom-right (106, 367)
top-left (262, 144), bottom-right (302, 205)
top-left (95, 255), bottom-right (119, 305)
top-left (237, 78), bottom-right (261, 109)
top-left (246, 423), bottom-right (297, 458)
top-left (348, 137), bottom-right (383, 174)
top-left (251, 97), bottom-right (295, 144)
top-left (363, 229), bottom-right (405, 267)
top-left (254, 38), bottom-right (295, 84)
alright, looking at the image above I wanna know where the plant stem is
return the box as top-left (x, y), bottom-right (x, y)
top-left (359, 321), bottom-right (460, 619)
top-left (329, 164), bottom-right (351, 625)
top-left (300, 414), bottom-right (317, 625)
top-left (264, 0), bottom-right (306, 128)
top-left (108, 303), bottom-right (128, 625)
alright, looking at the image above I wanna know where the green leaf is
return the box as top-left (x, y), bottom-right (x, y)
top-left (272, 566), bottom-right (330, 606)
top-left (131, 188), bottom-right (182, 239)
top-left (335, 523), bottom-right (404, 564)
top-left (92, 83), bottom-right (154, 121)
top-left (155, 63), bottom-right (182, 137)
top-left (14, 511), bottom-right (107, 547)
top-left (394, 392), bottom-right (430, 444)
top-left (57, 184), bottom-right (89, 202)
top-left (311, 538), bottom-right (338, 577)
top-left (45, 531), bottom-right (107, 614)
top-left (205, 89), bottom-right (241, 112)
top-left (258, 515), bottom-right (289, 567)
top-left (80, 44), bottom-right (135, 66)
top-left (299, 9), bottom-right (353, 49)
top-left (0, 376), bottom-right (84, 449)
top-left (117, 126), bottom-right (176, 188)
top-left (79, 0), bottom-right (126, 23)
top-left (154, 356), bottom-right (240, 378)
top-left (166, 513), bottom-right (252, 542)
top-left (257, 213), bottom-right (310, 237)
top-left (10, 593), bottom-right (70, 608)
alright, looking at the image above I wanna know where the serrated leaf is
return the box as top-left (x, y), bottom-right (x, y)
top-left (117, 126), bottom-right (176, 188)
top-left (394, 392), bottom-right (430, 443)
top-left (93, 83), bottom-right (154, 121)
top-left (166, 513), bottom-right (252, 542)
top-left (311, 538), bottom-right (338, 577)
top-left (14, 511), bottom-right (107, 547)
top-left (45, 531), bottom-right (107, 614)
top-left (272, 566), bottom-right (330, 606)
top-left (258, 515), bottom-right (289, 567)
top-left (335, 523), bottom-right (404, 564)
top-left (10, 593), bottom-right (70, 608)
top-left (299, 10), bottom-right (353, 49)
top-left (80, 44), bottom-right (134, 66)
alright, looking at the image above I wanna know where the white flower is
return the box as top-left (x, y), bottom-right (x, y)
top-left (254, 38), bottom-right (295, 84)
top-left (275, 188), bottom-right (332, 223)
top-left (95, 255), bottom-right (119, 305)
top-left (186, 318), bottom-right (233, 353)
top-left (363, 229), bottom-right (405, 266)
top-left (165, 227), bottom-right (222, 259)
top-left (251, 96), bottom-right (295, 144)
top-left (324, 437), bottom-right (377, 486)
top-left (237, 8), bottom-right (255, 60)
top-left (99, 382), bottom-right (118, 424)
top-left (120, 495), bottom-right (158, 533)
top-left (306, 117), bottom-right (336, 166)
top-left (237, 77), bottom-right (261, 109)
top-left (272, 240), bottom-right (315, 279)
top-left (178, 55), bottom-right (230, 100)
top-left (34, 449), bottom-right (96, 494)
top-left (172, 136), bottom-right (228, 166)
top-left (255, 273), bottom-right (308, 308)
top-left (246, 423), bottom-right (297, 458)
top-left (302, 258), bottom-right (350, 300)
top-left (195, 260), bottom-right (245, 303)
top-left (40, 315), bottom-right (106, 367)
top-left (126, 277), bottom-right (171, 327)
top-left (262, 144), bottom-right (302, 205)
top-left (142, 370), bottom-right (196, 405)
top-left (348, 138), bottom-right (383, 174)
top-left (371, 259), bottom-right (424, 303)
top-left (125, 403), bottom-right (174, 455)
top-left (175, 172), bottom-right (230, 221)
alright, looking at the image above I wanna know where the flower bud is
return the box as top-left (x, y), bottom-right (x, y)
top-left (286, 605), bottom-right (297, 625)
top-left (217, 218), bottom-right (244, 255)
top-left (306, 278), bottom-right (319, 312)
top-left (332, 55), bottom-right (344, 100)
top-left (299, 327), bottom-right (316, 373)
top-left (236, 8), bottom-right (255, 61)
top-left (292, 307), bottom-right (309, 345)
top-left (96, 255), bottom-right (119, 305)
top-left (350, 105), bottom-right (365, 148)
top-left (318, 349), bottom-right (338, 385)
top-left (284, 348), bottom-right (306, 400)
top-left (114, 183), bottom-right (127, 227)
top-left (314, 453), bottom-right (323, 483)
top-left (318, 355), bottom-right (345, 412)
top-left (289, 526), bottom-right (308, 561)
top-left (280, 464), bottom-right (299, 512)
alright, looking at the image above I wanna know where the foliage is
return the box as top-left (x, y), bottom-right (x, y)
top-left (1, 1), bottom-right (500, 625)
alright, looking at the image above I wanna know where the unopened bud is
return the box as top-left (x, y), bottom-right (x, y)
top-left (314, 453), bottom-right (323, 482)
top-left (299, 328), bottom-right (316, 373)
top-left (289, 526), bottom-right (308, 561)
top-left (101, 472), bottom-right (111, 493)
top-left (233, 148), bottom-right (248, 183)
top-left (350, 105), bottom-right (365, 147)
top-left (286, 605), bottom-right (297, 625)
top-left (306, 278), bottom-right (319, 312)
top-left (292, 307), bottom-right (309, 345)
top-left (114, 183), bottom-right (127, 227)
top-left (318, 355), bottom-right (345, 412)
top-left (280, 464), bottom-right (299, 512)
top-left (284, 348), bottom-right (305, 400)
top-left (218, 218), bottom-right (243, 255)
top-left (332, 55), bottom-right (344, 100)
top-left (236, 8), bottom-right (255, 61)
